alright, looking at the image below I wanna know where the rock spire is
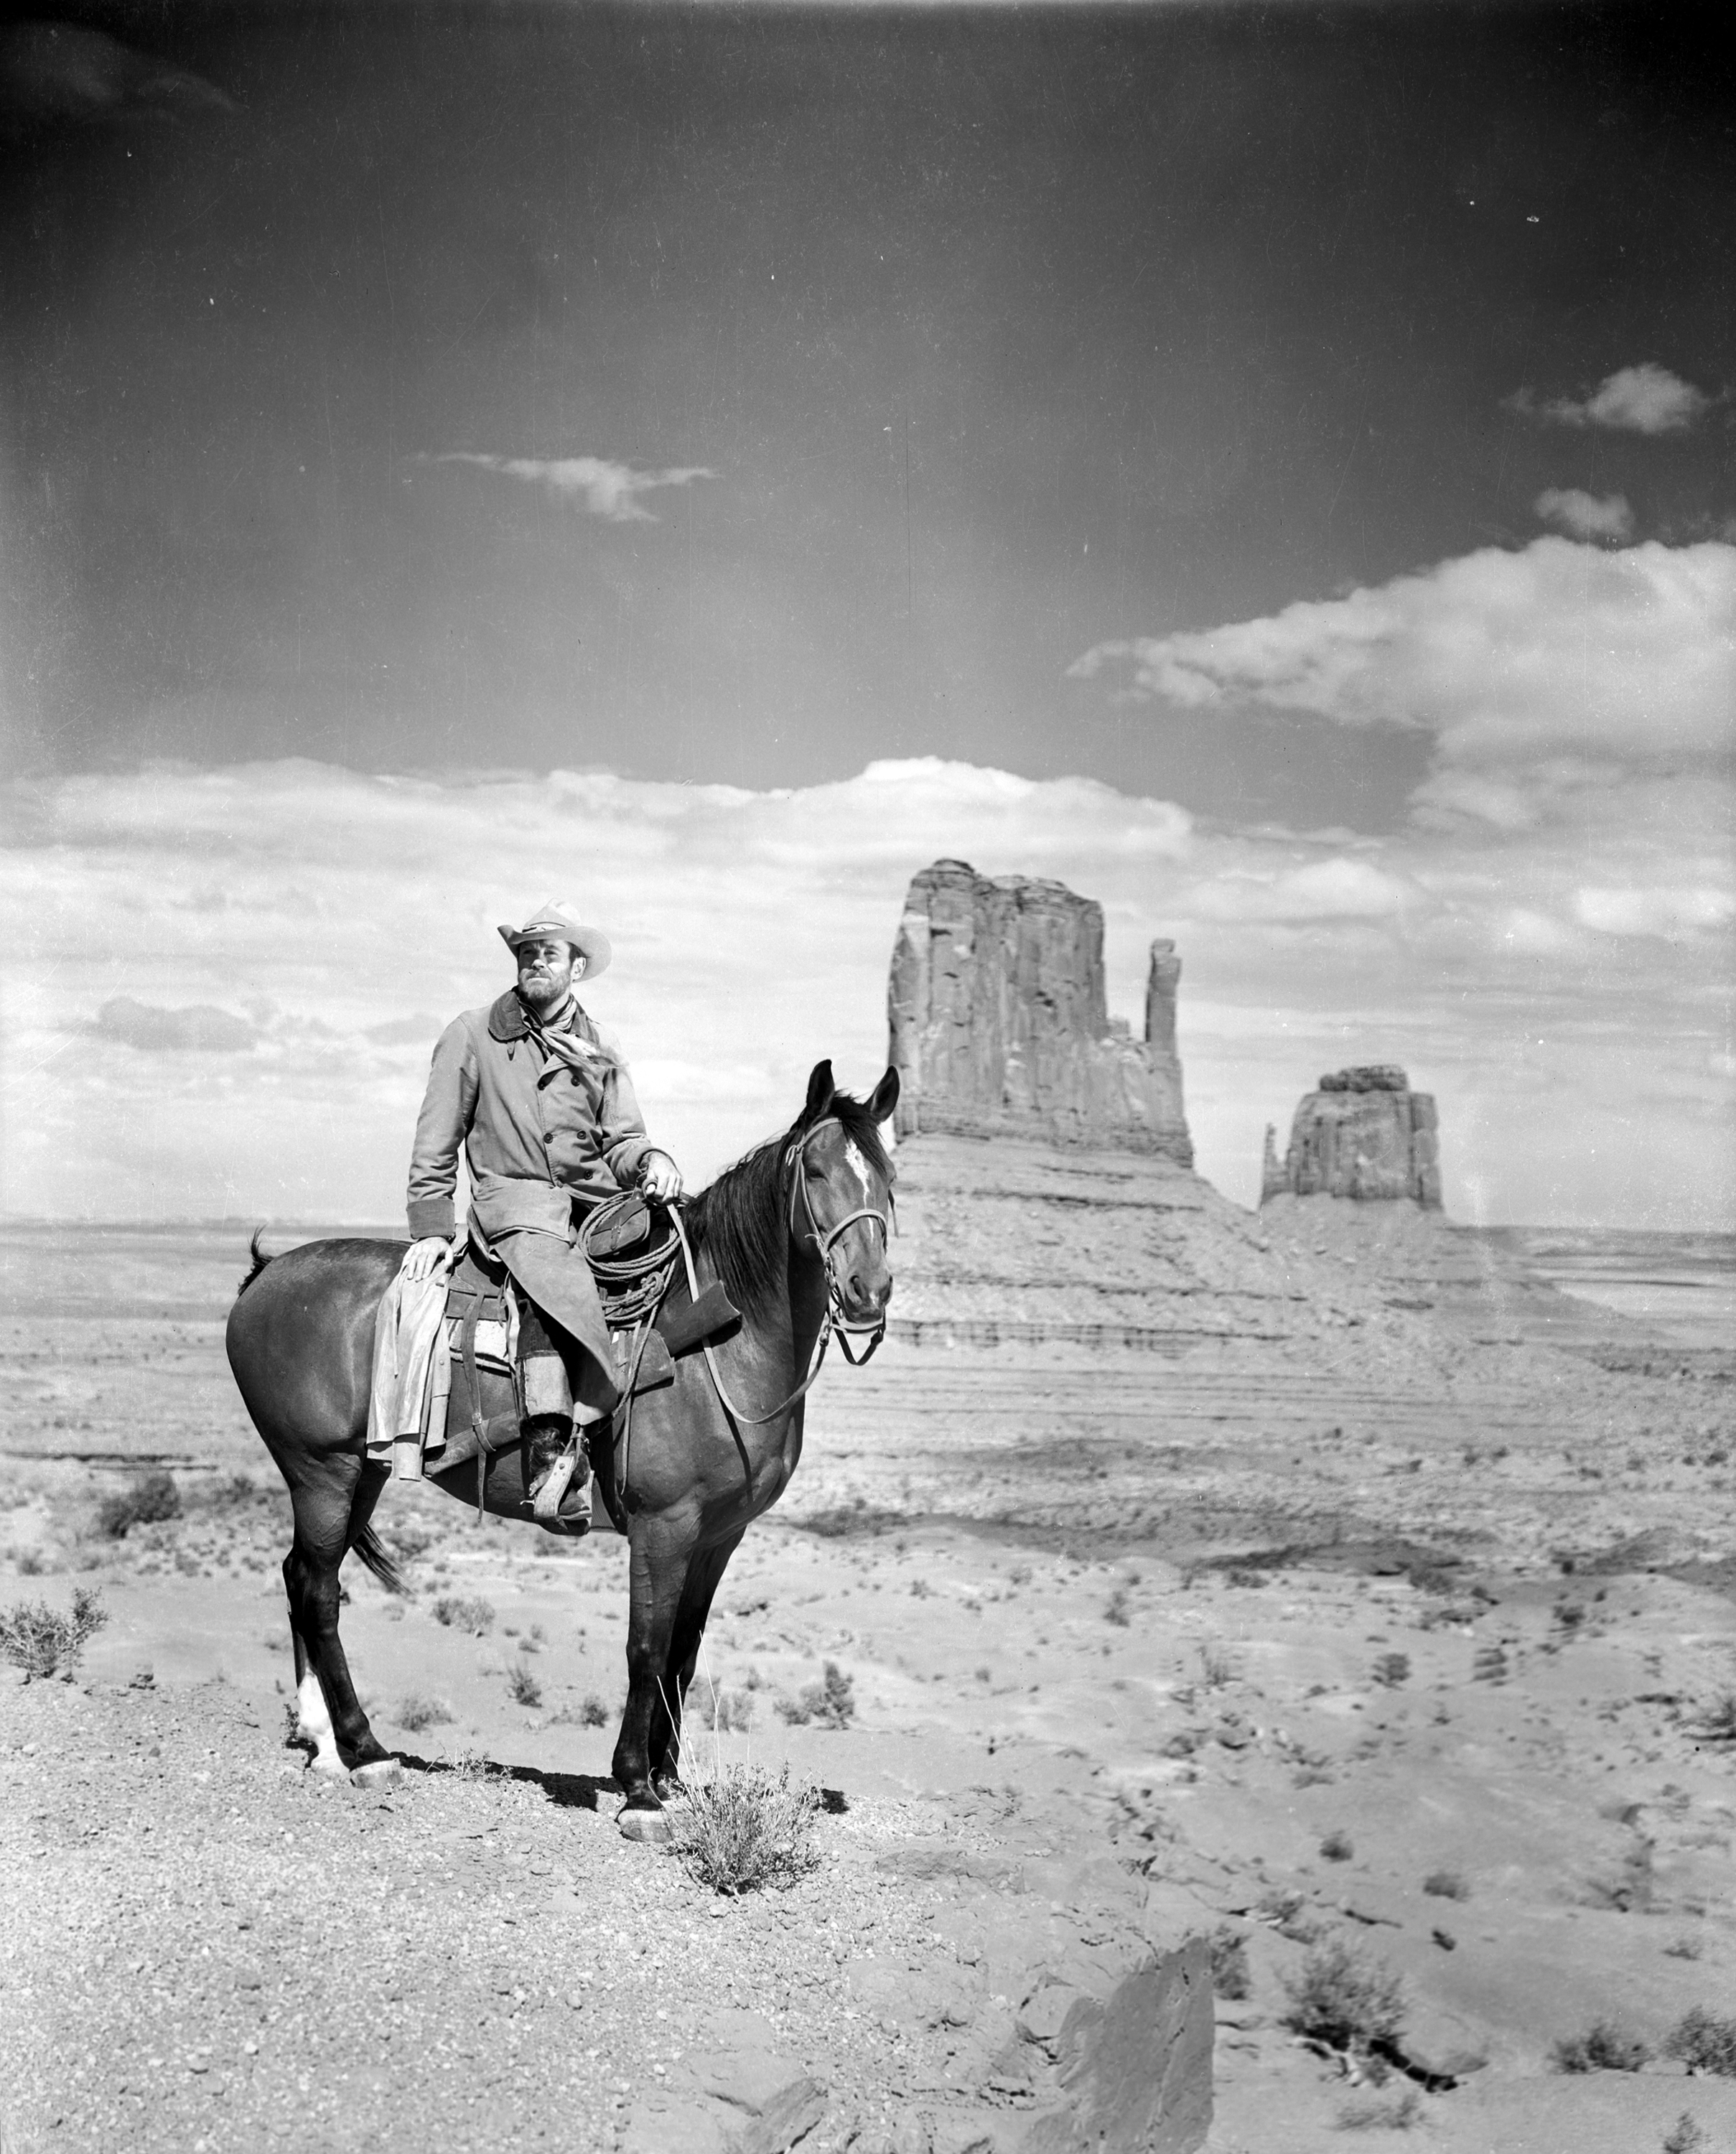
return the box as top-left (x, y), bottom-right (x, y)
top-left (1262, 1065), bottom-right (1442, 1208)
top-left (887, 859), bottom-right (1192, 1163)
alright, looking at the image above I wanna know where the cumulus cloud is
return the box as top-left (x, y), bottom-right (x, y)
top-left (1069, 538), bottom-right (1736, 780)
top-left (1508, 362), bottom-right (1711, 434)
top-left (93, 997), bottom-right (256, 1053)
top-left (2, 754), bottom-right (1728, 1230)
top-left (426, 454), bottom-right (715, 523)
top-left (1534, 488), bottom-right (1633, 543)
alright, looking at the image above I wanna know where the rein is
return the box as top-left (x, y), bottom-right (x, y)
top-left (671, 1114), bottom-right (892, 1430)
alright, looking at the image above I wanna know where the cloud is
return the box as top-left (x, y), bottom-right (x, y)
top-left (426, 454), bottom-right (715, 523)
top-left (1508, 362), bottom-right (1711, 435)
top-left (1069, 538), bottom-right (1736, 783)
top-left (93, 997), bottom-right (256, 1053)
top-left (1534, 488), bottom-right (1633, 543)
top-left (1, 754), bottom-right (1728, 1231)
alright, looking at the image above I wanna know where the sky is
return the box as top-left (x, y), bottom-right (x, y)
top-left (0, 1), bottom-right (1732, 1228)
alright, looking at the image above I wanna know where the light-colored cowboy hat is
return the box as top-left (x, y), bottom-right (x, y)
top-left (497, 900), bottom-right (612, 979)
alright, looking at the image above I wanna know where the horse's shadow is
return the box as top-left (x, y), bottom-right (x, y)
top-left (391, 1750), bottom-right (619, 1813)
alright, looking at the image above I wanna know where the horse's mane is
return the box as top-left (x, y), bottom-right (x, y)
top-left (684, 1089), bottom-right (892, 1320)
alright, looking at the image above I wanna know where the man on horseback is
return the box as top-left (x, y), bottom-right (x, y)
top-left (402, 901), bottom-right (683, 1528)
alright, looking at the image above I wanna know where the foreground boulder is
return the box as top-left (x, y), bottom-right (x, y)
top-left (1262, 1066), bottom-right (1442, 1208)
top-left (889, 859), bottom-right (1192, 1164)
top-left (1019, 1941), bottom-right (1213, 2153)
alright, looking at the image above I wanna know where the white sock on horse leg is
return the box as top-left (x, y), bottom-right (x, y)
top-left (296, 1666), bottom-right (342, 1772)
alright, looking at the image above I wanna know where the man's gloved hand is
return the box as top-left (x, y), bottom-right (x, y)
top-left (640, 1150), bottom-right (683, 1202)
top-left (403, 1236), bottom-right (454, 1284)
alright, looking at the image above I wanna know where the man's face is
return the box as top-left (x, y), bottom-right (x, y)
top-left (516, 938), bottom-right (581, 1012)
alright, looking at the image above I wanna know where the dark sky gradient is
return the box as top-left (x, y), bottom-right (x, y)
top-left (2, 3), bottom-right (1731, 827)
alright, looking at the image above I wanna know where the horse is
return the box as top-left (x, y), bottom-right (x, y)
top-left (224, 1059), bottom-right (898, 1835)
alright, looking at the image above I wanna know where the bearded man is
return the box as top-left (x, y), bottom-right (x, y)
top-left (402, 901), bottom-right (682, 1526)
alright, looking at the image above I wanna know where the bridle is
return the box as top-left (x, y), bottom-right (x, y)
top-left (782, 1115), bottom-right (895, 1365)
top-left (666, 1112), bottom-right (895, 1430)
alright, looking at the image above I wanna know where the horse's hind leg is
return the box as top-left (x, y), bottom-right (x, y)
top-left (283, 1454), bottom-right (396, 1783)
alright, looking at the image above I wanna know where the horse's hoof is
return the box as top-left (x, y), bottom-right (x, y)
top-left (616, 1804), bottom-right (671, 1845)
top-left (350, 1758), bottom-right (403, 1791)
top-left (304, 1750), bottom-right (350, 1781)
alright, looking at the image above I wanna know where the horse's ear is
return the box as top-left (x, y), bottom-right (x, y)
top-left (865, 1066), bottom-right (900, 1124)
top-left (803, 1059), bottom-right (836, 1124)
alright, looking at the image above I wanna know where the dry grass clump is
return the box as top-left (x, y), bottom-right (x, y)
top-left (1335, 2088), bottom-right (1422, 2132)
top-left (96, 1471), bottom-right (180, 1539)
top-left (1105, 1587), bottom-right (1131, 1626)
top-left (1371, 1652), bottom-right (1411, 1688)
top-left (395, 1692), bottom-right (454, 1733)
top-left (506, 1659), bottom-right (543, 1709)
top-left (666, 1763), bottom-right (821, 1895)
top-left (1663, 2114), bottom-right (1709, 2153)
top-left (777, 1661), bottom-right (855, 1728)
top-left (432, 1595), bottom-right (496, 1636)
top-left (1422, 1869), bottom-right (1469, 1900)
top-left (1552, 2019), bottom-right (1650, 2073)
top-left (1666, 2008), bottom-right (1736, 2076)
top-left (1282, 1938), bottom-right (1404, 2059)
top-left (0, 1585), bottom-right (108, 1679)
top-left (1320, 1829), bottom-right (1355, 1862)
top-left (1193, 1923), bottom-right (1250, 2000)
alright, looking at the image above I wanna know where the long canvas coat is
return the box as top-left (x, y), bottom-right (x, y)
top-left (407, 990), bottom-right (655, 1410)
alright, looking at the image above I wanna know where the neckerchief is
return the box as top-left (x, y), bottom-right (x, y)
top-left (519, 997), bottom-right (615, 1108)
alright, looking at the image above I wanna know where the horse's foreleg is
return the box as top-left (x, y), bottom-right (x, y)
top-left (612, 1511), bottom-right (698, 1839)
top-left (283, 1457), bottom-right (395, 1783)
top-left (652, 1533), bottom-right (745, 1799)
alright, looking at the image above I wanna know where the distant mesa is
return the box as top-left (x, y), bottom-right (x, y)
top-left (1261, 1065), bottom-right (1442, 1209)
top-left (888, 859), bottom-right (1192, 1165)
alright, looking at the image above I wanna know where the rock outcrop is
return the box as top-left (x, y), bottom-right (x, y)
top-left (888, 860), bottom-right (1192, 1165)
top-left (1262, 1066), bottom-right (1442, 1208)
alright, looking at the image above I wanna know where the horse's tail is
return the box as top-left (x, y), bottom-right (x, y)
top-left (235, 1228), bottom-right (274, 1300)
top-left (352, 1523), bottom-right (409, 1598)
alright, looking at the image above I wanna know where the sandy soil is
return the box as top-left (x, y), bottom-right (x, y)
top-left (2, 1215), bottom-right (1735, 2153)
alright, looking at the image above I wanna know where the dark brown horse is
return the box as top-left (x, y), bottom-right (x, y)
top-left (225, 1060), bottom-right (897, 1834)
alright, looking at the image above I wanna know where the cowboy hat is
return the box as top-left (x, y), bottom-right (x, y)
top-left (497, 901), bottom-right (612, 979)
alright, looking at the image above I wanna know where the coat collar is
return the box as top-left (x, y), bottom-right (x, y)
top-left (487, 991), bottom-right (592, 1044)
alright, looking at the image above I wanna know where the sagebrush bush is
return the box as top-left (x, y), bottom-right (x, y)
top-left (1423, 1870), bottom-right (1469, 1900)
top-left (396, 1692), bottom-right (454, 1733)
top-left (1195, 1923), bottom-right (1250, 2000)
top-left (0, 1586), bottom-right (108, 1679)
top-left (96, 1471), bottom-right (180, 1539)
top-left (1666, 2008), bottom-right (1736, 2077)
top-left (777, 1660), bottom-right (855, 1728)
top-left (1281, 1938), bottom-right (1404, 2056)
top-left (580, 1693), bottom-right (609, 1728)
top-left (432, 1595), bottom-right (495, 1636)
top-left (1552, 2020), bottom-right (1651, 2074)
top-left (506, 1660), bottom-right (543, 1709)
top-left (1320, 1830), bottom-right (1355, 1862)
top-left (666, 1763), bottom-right (820, 1894)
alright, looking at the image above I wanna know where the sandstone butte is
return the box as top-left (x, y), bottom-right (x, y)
top-left (1261, 1065), bottom-right (1443, 1209)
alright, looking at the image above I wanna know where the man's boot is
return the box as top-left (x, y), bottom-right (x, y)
top-left (529, 1414), bottom-right (594, 1532)
top-left (516, 1309), bottom-right (591, 1531)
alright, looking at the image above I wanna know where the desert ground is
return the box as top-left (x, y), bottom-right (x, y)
top-left (2, 1214), bottom-right (1735, 2154)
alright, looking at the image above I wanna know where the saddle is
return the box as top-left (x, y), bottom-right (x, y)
top-left (428, 1200), bottom-right (738, 1536)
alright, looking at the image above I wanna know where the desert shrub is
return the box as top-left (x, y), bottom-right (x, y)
top-left (1663, 2114), bottom-right (1708, 2153)
top-left (1198, 1645), bottom-right (1234, 1689)
top-left (580, 1692), bottom-right (610, 1728)
top-left (1008, 1564), bottom-right (1032, 1587)
top-left (1423, 1870), bottom-right (1469, 1900)
top-left (506, 1660), bottom-right (543, 1709)
top-left (1194, 1923), bottom-right (1250, 2000)
top-left (666, 1763), bottom-right (820, 1895)
top-left (1552, 2020), bottom-right (1651, 2074)
top-left (0, 1585), bottom-right (107, 1679)
top-left (1256, 1888), bottom-right (1325, 1944)
top-left (1320, 1830), bottom-right (1355, 1862)
top-left (1665, 2008), bottom-right (1736, 2077)
top-left (451, 1750), bottom-right (508, 1781)
top-left (778, 1660), bottom-right (855, 1728)
top-left (433, 1595), bottom-right (495, 1636)
top-left (1105, 1587), bottom-right (1131, 1626)
top-left (1335, 2088), bottom-right (1421, 2132)
top-left (1282, 1939), bottom-right (1404, 2056)
top-left (1686, 1693), bottom-right (1736, 1742)
top-left (909, 1578), bottom-right (930, 1598)
top-left (96, 1471), bottom-right (180, 1539)
top-left (1553, 1598), bottom-right (1587, 1631)
top-left (1371, 1653), bottom-right (1411, 1688)
top-left (396, 1692), bottom-right (454, 1733)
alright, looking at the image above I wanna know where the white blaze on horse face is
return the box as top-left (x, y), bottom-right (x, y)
top-left (841, 1137), bottom-right (874, 1208)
